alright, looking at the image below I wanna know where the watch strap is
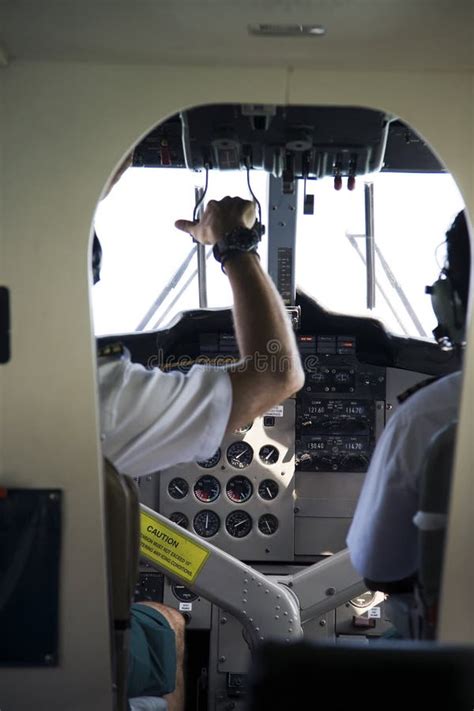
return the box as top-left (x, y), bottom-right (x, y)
top-left (213, 226), bottom-right (261, 267)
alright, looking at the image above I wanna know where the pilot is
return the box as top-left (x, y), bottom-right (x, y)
top-left (347, 211), bottom-right (470, 610)
top-left (94, 157), bottom-right (305, 707)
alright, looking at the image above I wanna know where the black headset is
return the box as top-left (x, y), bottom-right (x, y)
top-left (426, 266), bottom-right (466, 349)
top-left (92, 234), bottom-right (102, 285)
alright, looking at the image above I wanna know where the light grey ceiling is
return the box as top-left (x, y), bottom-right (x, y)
top-left (0, 0), bottom-right (473, 71)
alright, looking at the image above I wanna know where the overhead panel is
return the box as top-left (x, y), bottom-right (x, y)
top-left (134, 103), bottom-right (443, 180)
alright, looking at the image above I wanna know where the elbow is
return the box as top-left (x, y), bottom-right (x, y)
top-left (283, 352), bottom-right (305, 395)
top-left (290, 364), bottom-right (306, 395)
top-left (226, 361), bottom-right (305, 433)
top-left (267, 362), bottom-right (305, 402)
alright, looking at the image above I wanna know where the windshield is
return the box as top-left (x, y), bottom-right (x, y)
top-left (93, 167), bottom-right (464, 340)
top-left (93, 168), bottom-right (268, 335)
top-left (295, 172), bottom-right (464, 339)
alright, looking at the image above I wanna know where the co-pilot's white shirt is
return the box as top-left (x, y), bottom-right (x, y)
top-left (98, 353), bottom-right (232, 477)
top-left (347, 370), bottom-right (462, 583)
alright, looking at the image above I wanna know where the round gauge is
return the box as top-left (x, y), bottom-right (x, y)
top-left (225, 511), bottom-right (252, 538)
top-left (168, 477), bottom-right (189, 500)
top-left (258, 479), bottom-right (279, 501)
top-left (172, 584), bottom-right (198, 602)
top-left (227, 442), bottom-right (254, 469)
top-left (193, 510), bottom-right (220, 538)
top-left (193, 475), bottom-right (221, 503)
top-left (197, 448), bottom-right (221, 469)
top-left (169, 512), bottom-right (189, 529)
top-left (259, 444), bottom-right (280, 465)
top-left (226, 476), bottom-right (253, 503)
top-left (233, 422), bottom-right (253, 435)
top-left (258, 513), bottom-right (279, 536)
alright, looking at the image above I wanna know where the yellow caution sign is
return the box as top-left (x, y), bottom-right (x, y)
top-left (140, 511), bottom-right (209, 584)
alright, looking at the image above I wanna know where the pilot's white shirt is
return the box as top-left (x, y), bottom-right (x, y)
top-left (98, 353), bottom-right (232, 477)
top-left (347, 370), bottom-right (462, 583)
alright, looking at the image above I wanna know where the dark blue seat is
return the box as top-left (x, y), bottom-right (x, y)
top-left (246, 639), bottom-right (474, 710)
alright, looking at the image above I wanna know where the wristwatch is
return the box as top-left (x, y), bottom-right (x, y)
top-left (212, 226), bottom-right (261, 269)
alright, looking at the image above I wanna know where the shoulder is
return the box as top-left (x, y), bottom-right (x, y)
top-left (397, 375), bottom-right (442, 404)
top-left (97, 343), bottom-right (134, 396)
top-left (375, 370), bottom-right (462, 480)
top-left (397, 370), bottom-right (462, 414)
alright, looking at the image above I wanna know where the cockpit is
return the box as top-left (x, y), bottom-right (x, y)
top-left (90, 103), bottom-right (467, 710)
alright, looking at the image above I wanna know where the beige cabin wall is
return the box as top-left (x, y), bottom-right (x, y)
top-left (437, 74), bottom-right (474, 644)
top-left (0, 70), bottom-right (5, 475)
top-left (0, 59), bottom-right (287, 711)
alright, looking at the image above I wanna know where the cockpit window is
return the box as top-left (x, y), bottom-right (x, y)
top-left (93, 167), bottom-right (268, 335)
top-left (93, 164), bottom-right (463, 341)
top-left (296, 171), bottom-right (464, 339)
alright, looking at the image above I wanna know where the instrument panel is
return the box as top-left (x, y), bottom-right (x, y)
top-left (159, 400), bottom-right (296, 562)
top-left (154, 332), bottom-right (387, 561)
top-left (295, 334), bottom-right (386, 473)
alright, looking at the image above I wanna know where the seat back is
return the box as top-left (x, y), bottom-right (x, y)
top-left (379, 420), bottom-right (457, 640)
top-left (104, 458), bottom-right (140, 711)
top-left (246, 639), bottom-right (474, 711)
top-left (414, 420), bottom-right (457, 638)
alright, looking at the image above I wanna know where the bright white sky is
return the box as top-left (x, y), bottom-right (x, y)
top-left (93, 167), bottom-right (464, 340)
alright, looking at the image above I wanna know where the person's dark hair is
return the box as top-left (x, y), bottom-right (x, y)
top-left (446, 210), bottom-right (470, 310)
top-left (92, 233), bottom-right (102, 285)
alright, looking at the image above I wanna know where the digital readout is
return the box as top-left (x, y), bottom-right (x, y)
top-left (344, 441), bottom-right (365, 450)
top-left (308, 441), bottom-right (326, 450)
top-left (301, 399), bottom-right (369, 418)
top-left (344, 405), bottom-right (366, 415)
top-left (304, 436), bottom-right (369, 453)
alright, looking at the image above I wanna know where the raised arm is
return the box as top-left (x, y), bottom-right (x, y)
top-left (175, 196), bottom-right (305, 432)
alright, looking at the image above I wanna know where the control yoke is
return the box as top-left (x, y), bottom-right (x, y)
top-left (139, 504), bottom-right (365, 648)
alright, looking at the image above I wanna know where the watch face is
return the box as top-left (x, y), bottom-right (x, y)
top-left (226, 228), bottom-right (259, 250)
top-left (214, 227), bottom-right (260, 265)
